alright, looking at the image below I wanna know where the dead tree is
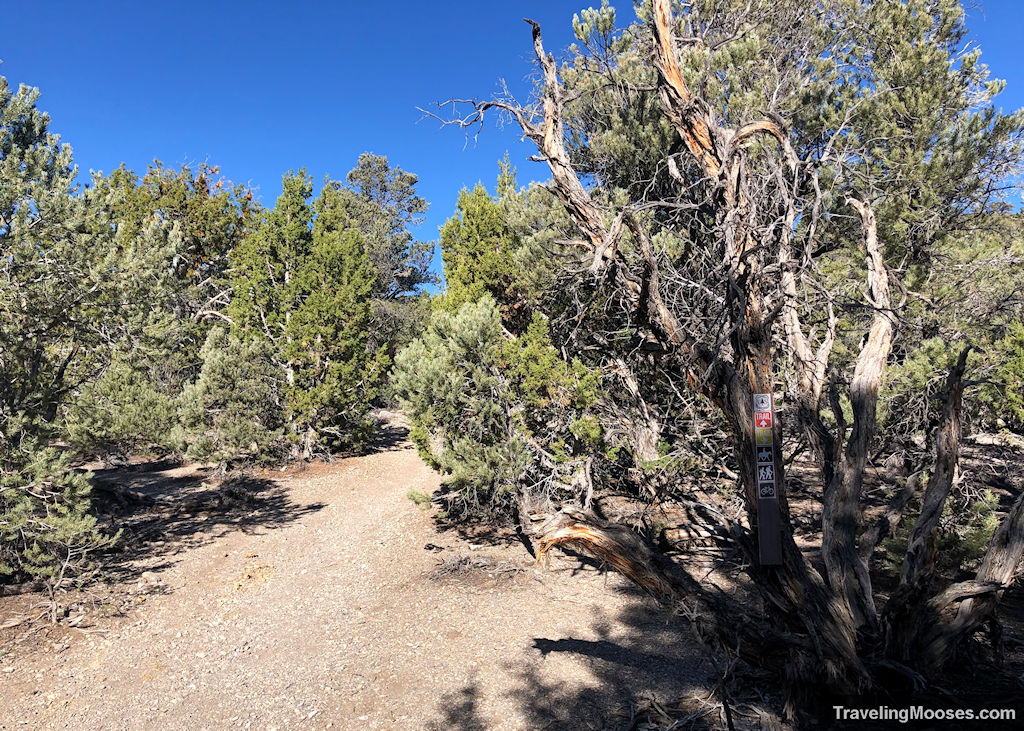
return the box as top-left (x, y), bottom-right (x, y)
top-left (428, 0), bottom-right (1024, 712)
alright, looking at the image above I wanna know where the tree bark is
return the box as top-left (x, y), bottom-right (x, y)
top-left (899, 346), bottom-right (971, 589)
top-left (909, 490), bottom-right (1024, 674)
top-left (819, 198), bottom-right (895, 630)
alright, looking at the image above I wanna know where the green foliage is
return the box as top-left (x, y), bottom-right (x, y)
top-left (229, 172), bottom-right (388, 455)
top-left (882, 214), bottom-right (1024, 437)
top-left (66, 356), bottom-right (178, 459)
top-left (0, 76), bottom-right (119, 586)
top-left (394, 296), bottom-right (604, 516)
top-left (320, 153), bottom-right (435, 362)
top-left (286, 186), bottom-right (388, 450)
top-left (177, 328), bottom-right (286, 464)
top-left (983, 321), bottom-right (1024, 431)
top-left (436, 183), bottom-right (517, 315)
top-left (229, 172), bottom-right (314, 339)
top-left (341, 152), bottom-right (433, 299)
top-left (393, 297), bottom-right (527, 510)
top-left (96, 160), bottom-right (257, 282)
top-left (0, 432), bottom-right (117, 584)
top-left (59, 159), bottom-right (258, 463)
top-left (880, 337), bottom-right (966, 439)
top-left (406, 489), bottom-right (432, 509)
top-left (883, 486), bottom-right (1000, 575)
top-left (937, 489), bottom-right (1001, 569)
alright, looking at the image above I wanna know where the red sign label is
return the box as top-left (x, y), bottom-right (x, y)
top-left (754, 411), bottom-right (772, 428)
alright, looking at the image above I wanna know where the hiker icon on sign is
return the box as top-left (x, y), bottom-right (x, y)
top-left (754, 394), bottom-right (771, 411)
top-left (758, 464), bottom-right (775, 482)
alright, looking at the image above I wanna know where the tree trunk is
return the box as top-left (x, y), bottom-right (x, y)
top-left (899, 347), bottom-right (971, 589)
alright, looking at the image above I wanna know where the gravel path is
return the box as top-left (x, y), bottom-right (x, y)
top-left (1, 426), bottom-right (709, 730)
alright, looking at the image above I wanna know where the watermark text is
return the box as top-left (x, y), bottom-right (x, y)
top-left (834, 705), bottom-right (1016, 724)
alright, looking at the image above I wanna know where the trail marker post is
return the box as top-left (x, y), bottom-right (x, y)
top-left (753, 393), bottom-right (782, 565)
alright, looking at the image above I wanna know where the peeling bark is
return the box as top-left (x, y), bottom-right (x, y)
top-left (899, 346), bottom-right (971, 589)
top-left (432, 0), bottom-right (1007, 707)
top-left (820, 198), bottom-right (895, 629)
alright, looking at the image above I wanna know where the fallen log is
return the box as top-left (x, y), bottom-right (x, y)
top-left (533, 508), bottom-right (813, 673)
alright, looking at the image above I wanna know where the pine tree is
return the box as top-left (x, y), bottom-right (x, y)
top-left (393, 297), bottom-right (528, 510)
top-left (394, 296), bottom-right (601, 517)
top-left (177, 328), bottom-right (286, 465)
top-left (61, 162), bottom-right (257, 461)
top-left (341, 152), bottom-right (432, 300)
top-left (325, 153), bottom-right (435, 360)
top-left (428, 0), bottom-right (1024, 705)
top-left (66, 355), bottom-right (179, 460)
top-left (0, 77), bottom-right (118, 585)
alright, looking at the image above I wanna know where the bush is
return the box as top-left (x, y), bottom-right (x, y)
top-left (393, 296), bottom-right (603, 518)
top-left (0, 423), bottom-right (118, 591)
top-left (883, 482), bottom-right (1000, 575)
top-left (65, 357), bottom-right (178, 460)
top-left (177, 328), bottom-right (287, 465)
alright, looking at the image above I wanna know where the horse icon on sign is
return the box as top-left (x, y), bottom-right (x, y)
top-left (757, 446), bottom-right (773, 463)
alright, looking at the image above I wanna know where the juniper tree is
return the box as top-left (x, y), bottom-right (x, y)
top-left (427, 0), bottom-right (1024, 713)
top-left (286, 184), bottom-right (387, 455)
top-left (435, 183), bottom-right (517, 316)
top-left (229, 172), bottom-right (386, 457)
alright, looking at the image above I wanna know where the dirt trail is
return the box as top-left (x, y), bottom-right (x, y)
top-left (1, 421), bottom-right (708, 730)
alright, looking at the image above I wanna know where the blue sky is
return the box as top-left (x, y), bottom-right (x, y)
top-left (2, 0), bottom-right (1022, 274)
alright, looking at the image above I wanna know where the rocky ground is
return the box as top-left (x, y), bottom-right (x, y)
top-left (0, 418), bottom-right (724, 730)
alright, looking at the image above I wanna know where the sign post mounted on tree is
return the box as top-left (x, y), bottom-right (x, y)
top-left (753, 393), bottom-right (782, 565)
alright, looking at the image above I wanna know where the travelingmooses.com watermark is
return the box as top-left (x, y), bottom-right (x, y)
top-left (833, 705), bottom-right (1017, 724)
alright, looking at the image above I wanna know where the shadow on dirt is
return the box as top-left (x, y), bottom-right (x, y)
top-left (428, 567), bottom-right (753, 730)
top-left (88, 413), bottom-right (420, 585)
top-left (362, 409), bottom-right (411, 454)
top-left (362, 421), bottom-right (409, 454)
top-left (430, 677), bottom-right (489, 731)
top-left (91, 462), bottom-right (325, 585)
top-left (509, 601), bottom-right (730, 730)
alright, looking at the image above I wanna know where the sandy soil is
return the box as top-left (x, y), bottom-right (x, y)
top-left (0, 420), bottom-right (712, 730)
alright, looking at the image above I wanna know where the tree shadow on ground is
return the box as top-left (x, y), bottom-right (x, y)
top-left (429, 551), bottom-right (787, 730)
top-left (91, 462), bottom-right (325, 585)
top-left (362, 409), bottom-right (411, 454)
top-left (508, 601), bottom-right (725, 730)
top-left (429, 676), bottom-right (489, 731)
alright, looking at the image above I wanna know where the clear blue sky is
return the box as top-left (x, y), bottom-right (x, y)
top-left (2, 0), bottom-right (1022, 276)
